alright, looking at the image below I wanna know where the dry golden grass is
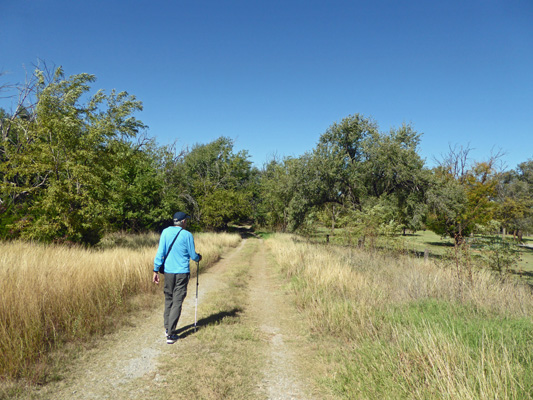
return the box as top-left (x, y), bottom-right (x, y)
top-left (194, 232), bottom-right (243, 272)
top-left (0, 232), bottom-right (241, 382)
top-left (267, 234), bottom-right (533, 399)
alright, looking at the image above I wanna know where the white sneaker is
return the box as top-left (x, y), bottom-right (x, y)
top-left (166, 334), bottom-right (179, 344)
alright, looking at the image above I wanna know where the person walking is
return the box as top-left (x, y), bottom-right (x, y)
top-left (153, 212), bottom-right (202, 344)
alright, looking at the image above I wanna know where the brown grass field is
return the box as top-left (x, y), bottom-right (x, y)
top-left (0, 232), bottom-right (241, 382)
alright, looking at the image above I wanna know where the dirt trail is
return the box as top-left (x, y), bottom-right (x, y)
top-left (249, 240), bottom-right (316, 400)
top-left (27, 238), bottom-right (317, 400)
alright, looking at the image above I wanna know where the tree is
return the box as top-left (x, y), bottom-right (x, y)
top-left (104, 138), bottom-right (178, 232)
top-left (257, 157), bottom-right (299, 231)
top-left (426, 146), bottom-right (500, 244)
top-left (179, 137), bottom-right (255, 230)
top-left (362, 123), bottom-right (428, 233)
top-left (273, 114), bottom-right (428, 233)
top-left (0, 67), bottom-right (145, 244)
top-left (494, 159), bottom-right (533, 241)
top-left (316, 113), bottom-right (380, 210)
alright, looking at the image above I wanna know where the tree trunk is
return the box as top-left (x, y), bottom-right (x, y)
top-left (331, 207), bottom-right (335, 233)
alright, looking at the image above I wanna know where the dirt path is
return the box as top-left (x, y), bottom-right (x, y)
top-left (248, 240), bottom-right (316, 400)
top-left (27, 238), bottom-right (318, 400)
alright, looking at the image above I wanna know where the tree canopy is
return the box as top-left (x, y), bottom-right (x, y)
top-left (2, 67), bottom-right (531, 245)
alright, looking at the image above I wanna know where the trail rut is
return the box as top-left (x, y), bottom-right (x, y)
top-left (248, 241), bottom-right (316, 400)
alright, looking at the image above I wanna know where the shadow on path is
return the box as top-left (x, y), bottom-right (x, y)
top-left (228, 224), bottom-right (259, 239)
top-left (176, 308), bottom-right (243, 339)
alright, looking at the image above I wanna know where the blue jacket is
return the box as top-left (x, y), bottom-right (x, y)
top-left (154, 226), bottom-right (200, 274)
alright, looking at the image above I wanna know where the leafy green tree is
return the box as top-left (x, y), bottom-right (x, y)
top-left (316, 202), bottom-right (344, 233)
top-left (286, 150), bottom-right (345, 231)
top-left (104, 138), bottom-right (179, 232)
top-left (256, 157), bottom-right (299, 231)
top-left (179, 137), bottom-right (255, 230)
top-left (0, 67), bottom-right (145, 244)
top-left (261, 115), bottom-right (378, 232)
top-left (361, 123), bottom-right (428, 233)
top-left (273, 114), bottom-right (428, 233)
top-left (426, 146), bottom-right (500, 244)
top-left (316, 113), bottom-right (380, 209)
top-left (495, 160), bottom-right (533, 241)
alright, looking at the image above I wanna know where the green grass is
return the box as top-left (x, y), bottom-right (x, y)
top-left (331, 300), bottom-right (533, 399)
top-left (386, 299), bottom-right (533, 350)
top-left (255, 230), bottom-right (275, 239)
top-left (516, 238), bottom-right (533, 272)
top-left (401, 231), bottom-right (533, 277)
top-left (400, 230), bottom-right (454, 254)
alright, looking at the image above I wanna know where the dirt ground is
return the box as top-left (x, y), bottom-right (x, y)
top-left (247, 240), bottom-right (315, 400)
top-left (23, 238), bottom-right (319, 400)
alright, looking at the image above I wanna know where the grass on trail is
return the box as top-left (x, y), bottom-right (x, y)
top-left (267, 234), bottom-right (533, 399)
top-left (143, 239), bottom-right (264, 400)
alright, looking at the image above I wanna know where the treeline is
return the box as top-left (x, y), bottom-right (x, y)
top-left (261, 116), bottom-right (532, 245)
top-left (1, 67), bottom-right (532, 245)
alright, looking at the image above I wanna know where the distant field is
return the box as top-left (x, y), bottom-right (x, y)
top-left (309, 227), bottom-right (533, 280)
top-left (401, 230), bottom-right (533, 275)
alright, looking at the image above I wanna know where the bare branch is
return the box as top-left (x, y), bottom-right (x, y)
top-left (0, 71), bottom-right (18, 100)
top-left (435, 143), bottom-right (473, 180)
top-left (133, 131), bottom-right (152, 151)
top-left (179, 193), bottom-right (200, 221)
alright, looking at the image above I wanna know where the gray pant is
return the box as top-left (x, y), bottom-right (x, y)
top-left (163, 273), bottom-right (190, 334)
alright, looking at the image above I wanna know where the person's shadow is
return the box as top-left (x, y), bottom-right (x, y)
top-left (176, 308), bottom-right (242, 339)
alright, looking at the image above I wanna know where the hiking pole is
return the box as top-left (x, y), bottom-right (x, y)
top-left (194, 260), bottom-right (199, 332)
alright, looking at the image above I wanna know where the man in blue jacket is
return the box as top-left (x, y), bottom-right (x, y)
top-left (153, 212), bottom-right (202, 344)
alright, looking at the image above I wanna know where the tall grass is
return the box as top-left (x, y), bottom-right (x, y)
top-left (267, 234), bottom-right (533, 399)
top-left (0, 232), bottom-right (240, 382)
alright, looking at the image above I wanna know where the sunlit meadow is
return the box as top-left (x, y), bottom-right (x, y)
top-left (0, 232), bottom-right (241, 381)
top-left (267, 234), bottom-right (533, 399)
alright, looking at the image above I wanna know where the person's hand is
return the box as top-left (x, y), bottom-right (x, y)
top-left (197, 253), bottom-right (202, 261)
top-left (153, 272), bottom-right (160, 285)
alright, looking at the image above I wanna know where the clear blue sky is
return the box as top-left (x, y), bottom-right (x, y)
top-left (1, 0), bottom-right (532, 170)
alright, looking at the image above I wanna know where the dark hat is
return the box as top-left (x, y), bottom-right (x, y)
top-left (173, 211), bottom-right (190, 221)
